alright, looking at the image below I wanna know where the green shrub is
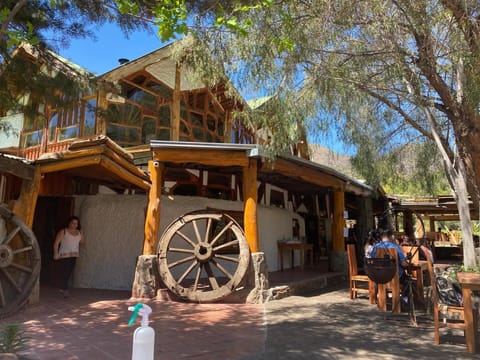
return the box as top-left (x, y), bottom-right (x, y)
top-left (0, 324), bottom-right (29, 354)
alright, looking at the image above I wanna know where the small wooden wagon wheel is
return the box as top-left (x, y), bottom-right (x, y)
top-left (0, 205), bottom-right (41, 318)
top-left (158, 211), bottom-right (250, 302)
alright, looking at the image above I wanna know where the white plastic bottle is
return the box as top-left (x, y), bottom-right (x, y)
top-left (128, 303), bottom-right (155, 360)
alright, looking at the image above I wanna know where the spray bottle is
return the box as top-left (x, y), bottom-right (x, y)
top-left (128, 303), bottom-right (155, 360)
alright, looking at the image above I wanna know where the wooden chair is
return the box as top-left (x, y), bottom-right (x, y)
top-left (376, 247), bottom-right (401, 313)
top-left (421, 245), bottom-right (478, 346)
top-left (346, 244), bottom-right (374, 304)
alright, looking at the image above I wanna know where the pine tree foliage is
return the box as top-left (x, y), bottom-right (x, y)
top-left (0, 0), bottom-right (151, 118)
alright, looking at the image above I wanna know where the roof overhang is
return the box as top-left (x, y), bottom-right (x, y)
top-left (0, 153), bottom-right (34, 180)
top-left (101, 43), bottom-right (203, 91)
top-left (150, 141), bottom-right (374, 196)
top-left (35, 136), bottom-right (150, 191)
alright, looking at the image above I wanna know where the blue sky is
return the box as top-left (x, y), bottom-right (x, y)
top-left (56, 23), bottom-right (165, 75)
top-left (56, 23), bottom-right (349, 154)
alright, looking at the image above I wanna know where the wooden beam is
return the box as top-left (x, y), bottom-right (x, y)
top-left (143, 161), bottom-right (164, 255)
top-left (243, 158), bottom-right (259, 252)
top-left (171, 63), bottom-right (181, 141)
top-left (332, 190), bottom-right (345, 252)
top-left (39, 155), bottom-right (102, 173)
top-left (11, 166), bottom-right (41, 227)
top-left (99, 158), bottom-right (150, 191)
top-left (260, 159), bottom-right (344, 190)
top-left (0, 157), bottom-right (34, 180)
top-left (153, 149), bottom-right (249, 167)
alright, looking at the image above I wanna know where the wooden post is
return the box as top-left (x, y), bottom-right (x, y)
top-left (332, 189), bottom-right (345, 252)
top-left (95, 88), bottom-right (108, 135)
top-left (243, 158), bottom-right (259, 253)
top-left (429, 216), bottom-right (436, 232)
top-left (171, 63), bottom-right (181, 141)
top-left (224, 110), bottom-right (232, 143)
top-left (143, 160), bottom-right (164, 255)
top-left (11, 166), bottom-right (41, 227)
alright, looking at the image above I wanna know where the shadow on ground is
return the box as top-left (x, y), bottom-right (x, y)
top-left (244, 286), bottom-right (478, 360)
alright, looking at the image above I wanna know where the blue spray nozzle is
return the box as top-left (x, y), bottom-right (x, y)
top-left (128, 303), bottom-right (144, 326)
top-left (128, 303), bottom-right (152, 327)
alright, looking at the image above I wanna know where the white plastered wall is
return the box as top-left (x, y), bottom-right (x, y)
top-left (72, 194), bottom-right (305, 290)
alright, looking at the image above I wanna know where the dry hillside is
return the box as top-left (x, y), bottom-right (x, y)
top-left (309, 144), bottom-right (354, 177)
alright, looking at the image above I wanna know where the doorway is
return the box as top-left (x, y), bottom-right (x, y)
top-left (32, 196), bottom-right (74, 286)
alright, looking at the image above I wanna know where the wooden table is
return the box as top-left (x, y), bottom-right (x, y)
top-left (278, 242), bottom-right (313, 271)
top-left (408, 261), bottom-right (428, 306)
top-left (457, 273), bottom-right (480, 354)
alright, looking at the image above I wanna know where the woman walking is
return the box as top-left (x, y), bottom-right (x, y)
top-left (53, 216), bottom-right (84, 297)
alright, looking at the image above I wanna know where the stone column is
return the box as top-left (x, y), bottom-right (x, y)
top-left (246, 252), bottom-right (271, 304)
top-left (131, 255), bottom-right (161, 299)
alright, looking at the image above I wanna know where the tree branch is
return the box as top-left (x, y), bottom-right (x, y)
top-left (440, 0), bottom-right (480, 55)
top-left (0, 0), bottom-right (29, 42)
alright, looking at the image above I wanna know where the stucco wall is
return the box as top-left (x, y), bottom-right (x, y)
top-left (72, 194), bottom-right (305, 290)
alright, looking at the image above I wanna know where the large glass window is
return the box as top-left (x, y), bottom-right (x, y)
top-left (48, 112), bottom-right (58, 143)
top-left (23, 130), bottom-right (43, 147)
top-left (158, 106), bottom-right (171, 127)
top-left (84, 99), bottom-right (96, 136)
top-left (59, 125), bottom-right (79, 141)
top-left (142, 117), bottom-right (156, 143)
top-left (106, 123), bottom-right (141, 145)
top-left (128, 89), bottom-right (157, 111)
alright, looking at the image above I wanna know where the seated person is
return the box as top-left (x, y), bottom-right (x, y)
top-left (418, 238), bottom-right (434, 263)
top-left (371, 230), bottom-right (408, 283)
top-left (364, 229), bottom-right (379, 259)
top-left (435, 227), bottom-right (447, 242)
top-left (399, 234), bottom-right (410, 246)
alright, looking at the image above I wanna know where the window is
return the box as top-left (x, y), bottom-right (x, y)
top-left (23, 130), bottom-right (43, 147)
top-left (142, 117), bottom-right (156, 143)
top-left (84, 99), bottom-right (96, 136)
top-left (48, 112), bottom-right (58, 143)
top-left (59, 125), bottom-right (79, 141)
top-left (106, 123), bottom-right (141, 145)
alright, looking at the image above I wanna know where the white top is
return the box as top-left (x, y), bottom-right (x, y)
top-left (58, 229), bottom-right (82, 258)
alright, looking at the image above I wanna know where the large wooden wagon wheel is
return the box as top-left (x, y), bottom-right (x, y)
top-left (0, 205), bottom-right (41, 318)
top-left (158, 211), bottom-right (250, 302)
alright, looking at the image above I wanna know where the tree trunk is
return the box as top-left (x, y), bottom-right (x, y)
top-left (453, 161), bottom-right (476, 266)
top-left (423, 107), bottom-right (476, 266)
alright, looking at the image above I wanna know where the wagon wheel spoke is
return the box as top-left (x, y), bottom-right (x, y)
top-left (0, 268), bottom-right (21, 293)
top-left (213, 239), bottom-right (239, 252)
top-left (176, 230), bottom-right (196, 248)
top-left (1, 226), bottom-right (21, 245)
top-left (203, 262), bottom-right (219, 290)
top-left (193, 264), bottom-right (202, 291)
top-left (10, 262), bottom-right (33, 273)
top-left (177, 260), bottom-right (199, 285)
top-left (168, 255), bottom-right (196, 269)
top-left (168, 247), bottom-right (194, 254)
top-left (211, 259), bottom-right (233, 280)
top-left (12, 246), bottom-right (33, 255)
top-left (158, 211), bottom-right (250, 302)
top-left (204, 218), bottom-right (213, 243)
top-left (0, 282), bottom-right (5, 307)
top-left (210, 221), bottom-right (234, 246)
top-left (0, 205), bottom-right (40, 318)
top-left (215, 254), bottom-right (240, 263)
top-left (192, 220), bottom-right (202, 243)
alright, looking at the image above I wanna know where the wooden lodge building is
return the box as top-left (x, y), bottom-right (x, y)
top-left (0, 42), bottom-right (384, 300)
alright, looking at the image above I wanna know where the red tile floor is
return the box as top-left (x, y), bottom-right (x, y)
top-left (0, 286), bottom-right (265, 360)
